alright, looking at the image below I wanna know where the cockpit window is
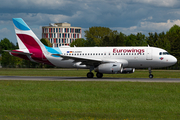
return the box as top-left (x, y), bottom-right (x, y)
top-left (163, 52), bottom-right (170, 55)
top-left (159, 52), bottom-right (170, 55)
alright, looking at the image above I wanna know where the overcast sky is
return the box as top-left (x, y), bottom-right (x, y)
top-left (1, 0), bottom-right (180, 44)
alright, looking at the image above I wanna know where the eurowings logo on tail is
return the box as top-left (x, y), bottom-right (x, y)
top-left (12, 18), bottom-right (62, 65)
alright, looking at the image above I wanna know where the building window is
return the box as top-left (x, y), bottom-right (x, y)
top-left (65, 28), bottom-right (69, 33)
top-left (75, 29), bottom-right (81, 33)
top-left (70, 28), bottom-right (74, 33)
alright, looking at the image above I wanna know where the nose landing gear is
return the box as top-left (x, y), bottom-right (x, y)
top-left (148, 67), bottom-right (153, 79)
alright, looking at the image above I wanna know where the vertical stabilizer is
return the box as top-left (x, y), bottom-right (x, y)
top-left (13, 18), bottom-right (44, 50)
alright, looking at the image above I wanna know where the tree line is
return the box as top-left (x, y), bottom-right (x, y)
top-left (0, 25), bottom-right (180, 69)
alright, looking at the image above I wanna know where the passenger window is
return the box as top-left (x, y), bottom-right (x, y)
top-left (159, 52), bottom-right (162, 55)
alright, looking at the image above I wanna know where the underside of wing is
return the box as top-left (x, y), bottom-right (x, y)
top-left (51, 54), bottom-right (126, 67)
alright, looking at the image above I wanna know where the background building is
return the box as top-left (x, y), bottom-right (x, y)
top-left (42, 23), bottom-right (81, 47)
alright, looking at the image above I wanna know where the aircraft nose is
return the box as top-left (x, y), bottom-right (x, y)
top-left (170, 56), bottom-right (177, 65)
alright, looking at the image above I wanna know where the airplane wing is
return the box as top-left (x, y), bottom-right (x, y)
top-left (4, 50), bottom-right (32, 55)
top-left (52, 54), bottom-right (122, 67)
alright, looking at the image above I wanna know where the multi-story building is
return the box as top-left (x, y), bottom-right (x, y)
top-left (42, 22), bottom-right (81, 47)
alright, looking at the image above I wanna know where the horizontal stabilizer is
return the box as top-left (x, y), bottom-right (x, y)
top-left (4, 50), bottom-right (32, 55)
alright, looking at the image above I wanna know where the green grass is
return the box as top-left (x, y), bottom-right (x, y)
top-left (0, 81), bottom-right (180, 119)
top-left (0, 68), bottom-right (179, 78)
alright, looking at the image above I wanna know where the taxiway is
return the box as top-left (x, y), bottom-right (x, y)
top-left (0, 76), bottom-right (180, 82)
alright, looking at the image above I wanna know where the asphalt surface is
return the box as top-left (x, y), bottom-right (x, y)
top-left (0, 76), bottom-right (180, 82)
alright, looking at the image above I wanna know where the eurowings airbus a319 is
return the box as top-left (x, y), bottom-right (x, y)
top-left (5, 18), bottom-right (177, 78)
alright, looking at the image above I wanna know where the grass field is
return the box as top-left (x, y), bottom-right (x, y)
top-left (0, 68), bottom-right (180, 78)
top-left (0, 69), bottom-right (180, 119)
top-left (0, 81), bottom-right (180, 120)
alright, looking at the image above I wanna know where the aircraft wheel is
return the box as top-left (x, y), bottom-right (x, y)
top-left (87, 72), bottom-right (94, 78)
top-left (149, 74), bottom-right (153, 79)
top-left (96, 72), bottom-right (103, 78)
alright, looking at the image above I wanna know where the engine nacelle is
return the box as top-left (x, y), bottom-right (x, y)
top-left (121, 68), bottom-right (135, 74)
top-left (95, 63), bottom-right (123, 74)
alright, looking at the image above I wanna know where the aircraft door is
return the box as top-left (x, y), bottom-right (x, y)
top-left (146, 48), bottom-right (153, 60)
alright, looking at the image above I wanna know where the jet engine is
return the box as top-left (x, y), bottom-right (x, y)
top-left (121, 68), bottom-right (135, 74)
top-left (94, 63), bottom-right (123, 74)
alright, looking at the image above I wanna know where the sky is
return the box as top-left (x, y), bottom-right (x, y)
top-left (1, 0), bottom-right (180, 44)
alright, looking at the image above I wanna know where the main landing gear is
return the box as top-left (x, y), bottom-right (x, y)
top-left (148, 67), bottom-right (153, 79)
top-left (87, 66), bottom-right (103, 78)
top-left (87, 66), bottom-right (94, 78)
top-left (87, 72), bottom-right (103, 78)
top-left (87, 72), bottom-right (94, 78)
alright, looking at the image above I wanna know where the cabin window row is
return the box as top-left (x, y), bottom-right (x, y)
top-left (63, 53), bottom-right (145, 56)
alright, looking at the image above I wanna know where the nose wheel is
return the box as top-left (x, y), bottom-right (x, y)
top-left (148, 67), bottom-right (153, 79)
top-left (149, 74), bottom-right (153, 79)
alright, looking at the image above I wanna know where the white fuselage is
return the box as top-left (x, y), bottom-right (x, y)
top-left (45, 46), bottom-right (177, 69)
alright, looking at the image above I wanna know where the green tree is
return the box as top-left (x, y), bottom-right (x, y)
top-left (136, 33), bottom-right (147, 46)
top-left (156, 32), bottom-right (171, 52)
top-left (147, 32), bottom-right (158, 47)
top-left (84, 26), bottom-right (112, 46)
top-left (0, 38), bottom-right (16, 53)
top-left (40, 38), bottom-right (52, 47)
top-left (70, 38), bottom-right (87, 47)
top-left (125, 34), bottom-right (137, 46)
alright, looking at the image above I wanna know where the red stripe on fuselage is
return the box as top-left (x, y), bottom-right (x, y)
top-left (17, 34), bottom-right (53, 65)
